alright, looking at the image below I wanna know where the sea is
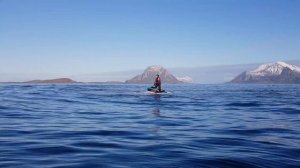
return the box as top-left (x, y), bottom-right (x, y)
top-left (0, 84), bottom-right (299, 168)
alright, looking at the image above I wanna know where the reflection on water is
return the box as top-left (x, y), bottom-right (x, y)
top-left (150, 108), bottom-right (161, 134)
top-left (152, 108), bottom-right (160, 117)
top-left (154, 94), bottom-right (161, 101)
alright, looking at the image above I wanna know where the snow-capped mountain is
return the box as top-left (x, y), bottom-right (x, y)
top-left (248, 61), bottom-right (300, 76)
top-left (125, 65), bottom-right (182, 84)
top-left (230, 61), bottom-right (300, 84)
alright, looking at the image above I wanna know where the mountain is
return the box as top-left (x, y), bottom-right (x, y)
top-left (229, 61), bottom-right (300, 84)
top-left (125, 65), bottom-right (182, 84)
top-left (24, 78), bottom-right (77, 83)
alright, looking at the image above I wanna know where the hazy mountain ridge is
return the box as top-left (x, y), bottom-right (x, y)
top-left (1, 60), bottom-right (300, 84)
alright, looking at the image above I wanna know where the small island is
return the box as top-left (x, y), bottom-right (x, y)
top-left (24, 78), bottom-right (77, 84)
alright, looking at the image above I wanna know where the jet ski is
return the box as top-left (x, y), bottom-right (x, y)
top-left (147, 85), bottom-right (166, 94)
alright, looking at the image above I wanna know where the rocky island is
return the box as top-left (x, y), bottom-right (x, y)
top-left (24, 78), bottom-right (77, 84)
top-left (125, 65), bottom-right (184, 84)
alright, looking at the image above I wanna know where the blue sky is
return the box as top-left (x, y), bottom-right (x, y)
top-left (0, 0), bottom-right (300, 76)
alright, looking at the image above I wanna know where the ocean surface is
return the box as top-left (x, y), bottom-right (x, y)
top-left (0, 84), bottom-right (300, 168)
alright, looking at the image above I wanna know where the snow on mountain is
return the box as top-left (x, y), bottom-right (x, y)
top-left (229, 61), bottom-right (300, 84)
top-left (176, 76), bottom-right (193, 83)
top-left (248, 61), bottom-right (300, 76)
top-left (146, 65), bottom-right (165, 72)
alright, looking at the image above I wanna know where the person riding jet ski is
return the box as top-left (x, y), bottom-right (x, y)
top-left (154, 74), bottom-right (161, 92)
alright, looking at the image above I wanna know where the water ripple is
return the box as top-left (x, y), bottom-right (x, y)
top-left (0, 84), bottom-right (300, 167)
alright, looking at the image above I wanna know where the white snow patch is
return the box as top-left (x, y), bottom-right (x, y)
top-left (248, 61), bottom-right (300, 76)
top-left (177, 76), bottom-right (193, 83)
top-left (146, 65), bottom-right (164, 72)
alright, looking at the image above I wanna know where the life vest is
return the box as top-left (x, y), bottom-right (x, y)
top-left (155, 77), bottom-right (161, 85)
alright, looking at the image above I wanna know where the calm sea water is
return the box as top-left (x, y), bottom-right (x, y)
top-left (0, 84), bottom-right (299, 168)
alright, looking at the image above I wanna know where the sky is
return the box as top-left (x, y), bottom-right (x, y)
top-left (0, 0), bottom-right (300, 80)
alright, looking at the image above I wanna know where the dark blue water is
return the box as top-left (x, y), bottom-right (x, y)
top-left (0, 84), bottom-right (300, 168)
